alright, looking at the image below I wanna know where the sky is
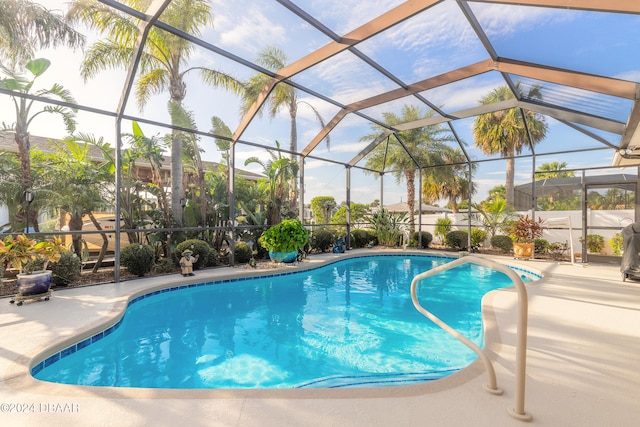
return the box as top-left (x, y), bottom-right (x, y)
top-left (2, 0), bottom-right (639, 207)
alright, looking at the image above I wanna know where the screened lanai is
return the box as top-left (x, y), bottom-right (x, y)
top-left (1, 1), bottom-right (640, 277)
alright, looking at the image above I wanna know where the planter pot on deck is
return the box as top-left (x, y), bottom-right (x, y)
top-left (16, 271), bottom-right (53, 296)
top-left (513, 242), bottom-right (534, 260)
top-left (268, 250), bottom-right (298, 263)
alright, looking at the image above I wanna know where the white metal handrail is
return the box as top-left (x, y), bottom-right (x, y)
top-left (410, 255), bottom-right (532, 421)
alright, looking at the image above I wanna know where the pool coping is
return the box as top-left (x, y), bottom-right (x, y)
top-left (2, 249), bottom-right (544, 401)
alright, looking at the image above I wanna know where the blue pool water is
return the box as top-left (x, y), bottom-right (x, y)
top-left (33, 255), bottom-right (537, 389)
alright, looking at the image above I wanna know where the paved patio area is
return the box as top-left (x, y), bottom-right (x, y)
top-left (1, 250), bottom-right (639, 426)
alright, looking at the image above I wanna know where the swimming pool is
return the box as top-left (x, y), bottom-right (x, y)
top-left (33, 254), bottom-right (538, 389)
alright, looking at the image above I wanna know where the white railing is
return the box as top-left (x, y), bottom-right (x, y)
top-left (410, 255), bottom-right (532, 421)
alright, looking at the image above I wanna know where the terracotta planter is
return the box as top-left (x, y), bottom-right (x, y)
top-left (268, 250), bottom-right (298, 263)
top-left (513, 242), bottom-right (534, 260)
top-left (16, 271), bottom-right (53, 296)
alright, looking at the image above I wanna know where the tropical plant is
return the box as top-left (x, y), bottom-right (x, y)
top-left (244, 141), bottom-right (298, 225)
top-left (534, 238), bottom-right (549, 254)
top-left (0, 57), bottom-right (77, 230)
top-left (548, 242), bottom-right (568, 260)
top-left (536, 161), bottom-right (574, 179)
top-left (509, 215), bottom-right (545, 243)
top-left (311, 196), bottom-right (337, 225)
top-left (472, 197), bottom-right (515, 238)
top-left (35, 135), bottom-right (113, 271)
top-left (241, 45), bottom-right (329, 209)
top-left (610, 233), bottom-right (623, 256)
top-left (68, 0), bottom-right (244, 222)
top-left (473, 83), bottom-right (548, 206)
top-left (470, 228), bottom-right (488, 248)
top-left (0, 0), bottom-right (84, 67)
top-left (0, 234), bottom-right (67, 275)
top-left (580, 234), bottom-right (605, 253)
top-left (258, 219), bottom-right (308, 253)
top-left (435, 217), bottom-right (452, 244)
top-left (422, 148), bottom-right (476, 213)
top-left (368, 209), bottom-right (407, 247)
top-left (362, 105), bottom-right (453, 232)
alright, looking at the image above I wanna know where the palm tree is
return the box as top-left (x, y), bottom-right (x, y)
top-left (36, 135), bottom-right (113, 271)
top-left (244, 141), bottom-right (298, 226)
top-left (241, 45), bottom-right (329, 209)
top-left (536, 161), bottom-right (574, 179)
top-left (0, 0), bottom-right (84, 67)
top-left (362, 105), bottom-right (452, 232)
top-left (68, 0), bottom-right (244, 223)
top-left (473, 83), bottom-right (548, 207)
top-left (422, 147), bottom-right (476, 213)
top-left (472, 197), bottom-right (515, 239)
top-left (0, 58), bottom-right (77, 229)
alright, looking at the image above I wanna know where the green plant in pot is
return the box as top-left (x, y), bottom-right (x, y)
top-left (509, 215), bottom-right (544, 260)
top-left (258, 219), bottom-right (309, 263)
top-left (0, 235), bottom-right (67, 298)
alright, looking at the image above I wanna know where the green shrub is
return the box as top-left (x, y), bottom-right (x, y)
top-left (258, 219), bottom-right (309, 252)
top-left (310, 229), bottom-right (335, 252)
top-left (580, 234), bottom-right (605, 253)
top-left (120, 243), bottom-right (155, 277)
top-left (153, 257), bottom-right (175, 274)
top-left (445, 230), bottom-right (468, 250)
top-left (534, 238), bottom-right (549, 254)
top-left (410, 231), bottom-right (433, 248)
top-left (234, 241), bottom-right (253, 263)
top-left (470, 228), bottom-right (487, 248)
top-left (490, 235), bottom-right (513, 253)
top-left (610, 233), bottom-right (623, 256)
top-left (50, 252), bottom-right (82, 286)
top-left (174, 239), bottom-right (210, 270)
top-left (350, 229), bottom-right (377, 248)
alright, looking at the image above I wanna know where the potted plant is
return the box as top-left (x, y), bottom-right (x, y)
top-left (509, 215), bottom-right (544, 260)
top-left (258, 219), bottom-right (309, 263)
top-left (0, 234), bottom-right (68, 297)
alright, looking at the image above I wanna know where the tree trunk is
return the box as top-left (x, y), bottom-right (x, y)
top-left (68, 213), bottom-right (84, 257)
top-left (289, 101), bottom-right (298, 211)
top-left (87, 211), bottom-right (108, 273)
top-left (171, 130), bottom-right (183, 224)
top-left (405, 169), bottom-right (416, 233)
top-left (505, 150), bottom-right (515, 207)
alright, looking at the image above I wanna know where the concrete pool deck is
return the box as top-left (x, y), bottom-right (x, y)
top-left (1, 249), bottom-right (639, 426)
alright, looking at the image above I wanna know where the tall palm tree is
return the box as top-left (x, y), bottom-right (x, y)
top-left (0, 0), bottom-right (84, 67)
top-left (0, 58), bottom-right (77, 229)
top-left (422, 147), bottom-right (476, 213)
top-left (68, 0), bottom-right (244, 223)
top-left (241, 45), bottom-right (328, 209)
top-left (361, 105), bottom-right (452, 232)
top-left (473, 83), bottom-right (548, 207)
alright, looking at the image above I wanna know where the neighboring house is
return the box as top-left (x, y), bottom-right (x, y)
top-left (0, 132), bottom-right (262, 187)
